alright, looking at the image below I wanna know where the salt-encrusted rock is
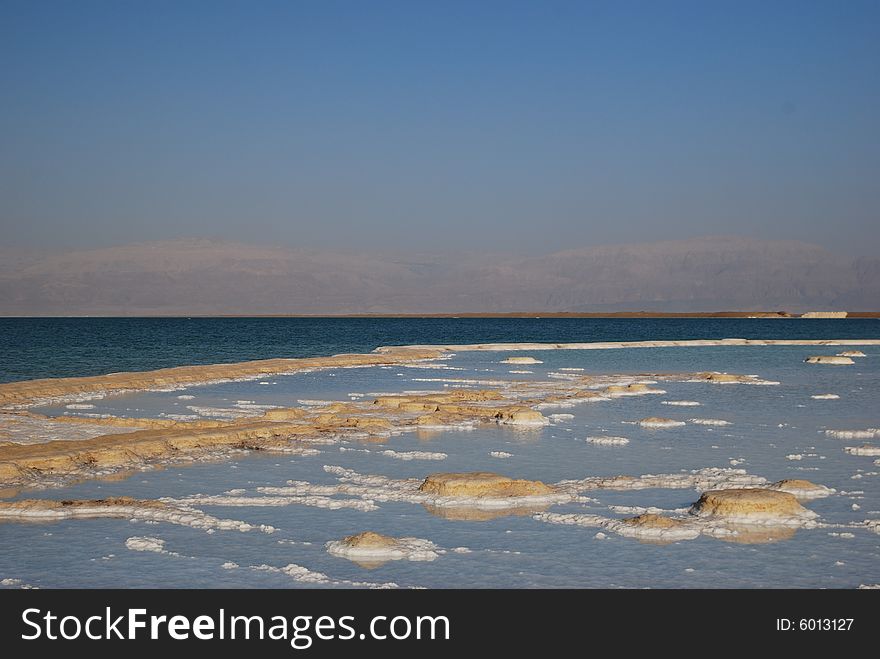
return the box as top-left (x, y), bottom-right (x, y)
top-left (638, 417), bottom-right (686, 428)
top-left (826, 429), bottom-right (879, 440)
top-left (804, 355), bottom-right (854, 365)
top-left (811, 394), bottom-right (840, 400)
top-left (418, 472), bottom-right (555, 497)
top-left (325, 531), bottom-right (439, 566)
top-left (586, 436), bottom-right (629, 446)
top-left (843, 445), bottom-right (880, 456)
top-left (767, 479), bottom-right (835, 499)
top-left (495, 408), bottom-right (549, 427)
top-left (623, 513), bottom-right (682, 530)
top-left (603, 383), bottom-right (666, 397)
top-left (500, 357), bottom-right (543, 365)
top-left (837, 350), bottom-right (866, 358)
top-left (697, 372), bottom-right (753, 384)
top-left (690, 489), bottom-right (815, 521)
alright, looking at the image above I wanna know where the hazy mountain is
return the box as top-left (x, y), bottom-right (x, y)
top-left (0, 236), bottom-right (877, 314)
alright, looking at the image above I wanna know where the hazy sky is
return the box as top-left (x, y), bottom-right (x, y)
top-left (1, 0), bottom-right (878, 253)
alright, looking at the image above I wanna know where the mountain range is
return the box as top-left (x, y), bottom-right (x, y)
top-left (1, 236), bottom-right (877, 314)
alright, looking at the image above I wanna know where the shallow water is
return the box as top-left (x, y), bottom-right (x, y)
top-left (2, 336), bottom-right (879, 589)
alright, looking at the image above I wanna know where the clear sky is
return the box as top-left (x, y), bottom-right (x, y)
top-left (1, 0), bottom-right (878, 253)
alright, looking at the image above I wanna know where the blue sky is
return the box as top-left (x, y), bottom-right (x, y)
top-left (1, 0), bottom-right (878, 252)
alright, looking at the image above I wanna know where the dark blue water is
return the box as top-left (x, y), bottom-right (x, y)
top-left (2, 317), bottom-right (879, 383)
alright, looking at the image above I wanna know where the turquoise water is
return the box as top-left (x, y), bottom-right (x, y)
top-left (1, 320), bottom-right (879, 588)
top-left (2, 317), bottom-right (879, 382)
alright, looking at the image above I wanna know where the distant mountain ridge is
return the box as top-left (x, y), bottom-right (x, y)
top-left (0, 236), bottom-right (877, 314)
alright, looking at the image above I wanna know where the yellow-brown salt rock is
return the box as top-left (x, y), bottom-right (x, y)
top-left (603, 383), bottom-right (665, 397)
top-left (622, 513), bottom-right (684, 529)
top-left (837, 350), bottom-right (866, 358)
top-left (494, 407), bottom-right (549, 426)
top-left (418, 472), bottom-right (555, 498)
top-left (0, 496), bottom-right (167, 512)
top-left (691, 489), bottom-right (812, 519)
top-left (337, 531), bottom-right (398, 550)
top-left (697, 372), bottom-right (753, 383)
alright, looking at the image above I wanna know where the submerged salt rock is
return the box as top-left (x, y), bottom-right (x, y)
top-left (500, 357), bottom-right (542, 365)
top-left (804, 355), bottom-right (854, 365)
top-left (837, 350), bottom-right (866, 358)
top-left (418, 472), bottom-right (555, 498)
top-left (638, 417), bottom-right (686, 428)
top-left (691, 489), bottom-right (815, 521)
top-left (767, 479), bottom-right (834, 499)
top-left (603, 383), bottom-right (666, 397)
top-left (495, 408), bottom-right (549, 427)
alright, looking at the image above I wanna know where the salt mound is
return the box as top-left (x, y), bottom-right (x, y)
top-left (614, 514), bottom-right (700, 543)
top-left (689, 418), bottom-right (730, 426)
top-left (495, 408), bottom-right (549, 427)
top-left (326, 531), bottom-right (439, 565)
top-left (603, 383), bottom-right (666, 397)
top-left (691, 489), bottom-right (816, 522)
top-left (638, 417), bottom-right (686, 428)
top-left (418, 472), bottom-right (555, 498)
top-left (837, 350), bottom-right (866, 357)
top-left (586, 436), bottom-right (629, 446)
top-left (662, 400), bottom-right (701, 407)
top-left (767, 479), bottom-right (834, 499)
top-left (804, 355), bottom-right (854, 365)
top-left (500, 357), bottom-right (542, 365)
top-left (811, 394), bottom-right (840, 400)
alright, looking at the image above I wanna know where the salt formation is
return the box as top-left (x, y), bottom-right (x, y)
top-left (844, 445), bottom-right (880, 456)
top-left (586, 436), bottom-right (630, 446)
top-left (326, 531), bottom-right (439, 565)
top-left (837, 350), bottom-right (866, 357)
top-left (766, 479), bottom-right (835, 499)
top-left (603, 383), bottom-right (666, 397)
top-left (690, 489), bottom-right (817, 524)
top-left (689, 418), bottom-right (731, 426)
top-left (826, 429), bottom-right (879, 440)
top-left (418, 472), bottom-right (555, 498)
top-left (495, 408), bottom-right (549, 427)
top-left (804, 355), bottom-right (854, 365)
top-left (381, 450), bottom-right (447, 461)
top-left (811, 394), bottom-right (840, 400)
top-left (662, 400), bottom-right (701, 406)
top-left (638, 417), bottom-right (686, 428)
top-left (0, 497), bottom-right (275, 533)
top-left (125, 536), bottom-right (178, 556)
top-left (500, 357), bottom-right (543, 365)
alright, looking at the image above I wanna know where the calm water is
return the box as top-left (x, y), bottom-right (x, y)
top-left (1, 318), bottom-right (879, 588)
top-left (2, 317), bottom-right (879, 382)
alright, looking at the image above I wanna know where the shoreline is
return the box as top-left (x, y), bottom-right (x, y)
top-left (2, 311), bottom-right (880, 318)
